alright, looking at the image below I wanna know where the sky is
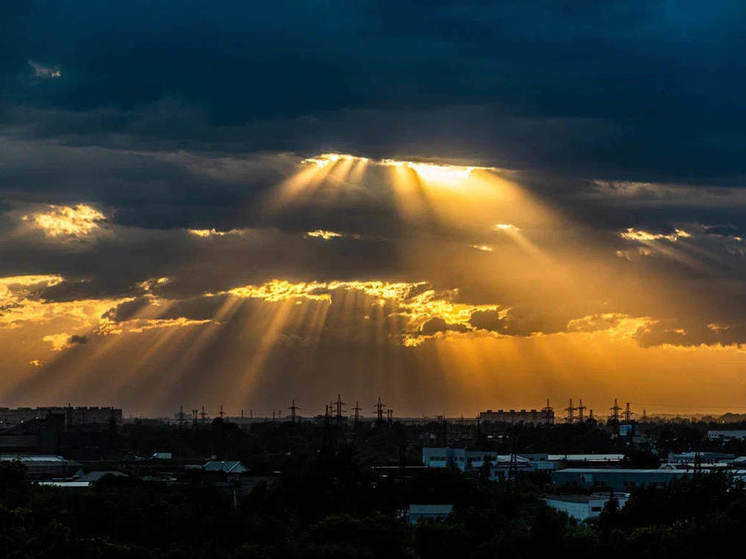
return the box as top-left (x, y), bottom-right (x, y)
top-left (1, 1), bottom-right (746, 418)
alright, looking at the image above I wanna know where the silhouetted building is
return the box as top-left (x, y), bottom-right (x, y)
top-left (0, 406), bottom-right (122, 427)
top-left (479, 408), bottom-right (554, 425)
top-left (552, 468), bottom-right (688, 491)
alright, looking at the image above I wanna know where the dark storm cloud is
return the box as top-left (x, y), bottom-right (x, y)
top-left (2, 1), bottom-right (746, 185)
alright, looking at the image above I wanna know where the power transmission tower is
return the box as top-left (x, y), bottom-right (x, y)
top-left (565, 398), bottom-right (575, 423)
top-left (219, 404), bottom-right (225, 419)
top-left (609, 399), bottom-right (621, 423)
top-left (289, 400), bottom-right (299, 423)
top-left (576, 399), bottom-right (586, 422)
top-left (335, 394), bottom-right (346, 423)
top-left (200, 405), bottom-right (208, 424)
top-left (192, 409), bottom-right (198, 427)
top-left (352, 401), bottom-right (361, 428)
top-left (177, 405), bottom-right (186, 428)
top-left (387, 408), bottom-right (393, 425)
top-left (541, 399), bottom-right (554, 424)
top-left (375, 397), bottom-right (385, 425)
top-left (623, 402), bottom-right (635, 423)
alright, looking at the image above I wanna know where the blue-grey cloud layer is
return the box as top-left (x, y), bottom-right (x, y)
top-left (3, 1), bottom-right (746, 184)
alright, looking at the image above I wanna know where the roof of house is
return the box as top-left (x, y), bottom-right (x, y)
top-left (0, 454), bottom-right (68, 463)
top-left (75, 470), bottom-right (127, 482)
top-left (545, 493), bottom-right (629, 504)
top-left (408, 504), bottom-right (454, 514)
top-left (204, 460), bottom-right (248, 473)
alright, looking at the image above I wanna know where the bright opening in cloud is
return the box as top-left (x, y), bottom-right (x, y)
top-left (620, 228), bottom-right (691, 242)
top-left (305, 229), bottom-right (343, 240)
top-left (22, 204), bottom-right (105, 239)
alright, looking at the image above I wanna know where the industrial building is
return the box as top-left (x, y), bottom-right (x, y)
top-left (0, 454), bottom-right (78, 480)
top-left (551, 468), bottom-right (689, 491)
top-left (422, 448), bottom-right (624, 473)
top-left (544, 493), bottom-right (629, 521)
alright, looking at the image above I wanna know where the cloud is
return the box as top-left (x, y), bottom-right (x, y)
top-left (305, 230), bottom-right (343, 240)
top-left (469, 244), bottom-right (493, 252)
top-left (620, 227), bottom-right (691, 242)
top-left (28, 60), bottom-right (61, 79)
top-left (43, 332), bottom-right (89, 351)
top-left (21, 204), bottom-right (106, 240)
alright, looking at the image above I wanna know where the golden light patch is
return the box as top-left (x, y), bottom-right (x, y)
top-left (620, 227), bottom-right (690, 242)
top-left (22, 204), bottom-right (105, 239)
top-left (470, 244), bottom-right (493, 252)
top-left (306, 229), bottom-right (343, 240)
top-left (566, 313), bottom-right (655, 338)
top-left (225, 279), bottom-right (500, 346)
top-left (104, 317), bottom-right (212, 335)
top-left (381, 159), bottom-right (489, 188)
top-left (43, 333), bottom-right (74, 351)
top-left (0, 275), bottom-right (63, 303)
top-left (187, 228), bottom-right (246, 238)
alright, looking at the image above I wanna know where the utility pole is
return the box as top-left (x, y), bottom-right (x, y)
top-left (610, 399), bottom-right (621, 423)
top-left (576, 399), bottom-right (586, 423)
top-left (565, 398), bottom-right (575, 423)
top-left (508, 428), bottom-right (519, 481)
